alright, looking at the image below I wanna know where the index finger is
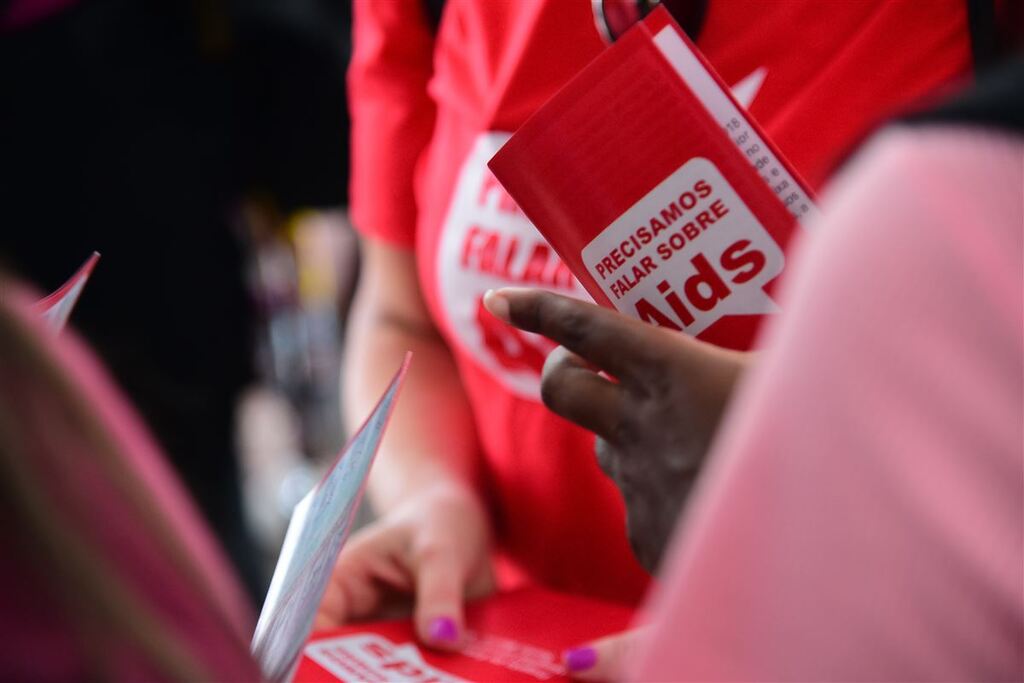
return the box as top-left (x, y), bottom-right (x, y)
top-left (564, 626), bottom-right (651, 681)
top-left (413, 542), bottom-right (468, 651)
top-left (483, 287), bottom-right (674, 382)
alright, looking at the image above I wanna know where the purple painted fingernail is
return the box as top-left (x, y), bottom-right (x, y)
top-left (428, 616), bottom-right (459, 643)
top-left (564, 646), bottom-right (597, 673)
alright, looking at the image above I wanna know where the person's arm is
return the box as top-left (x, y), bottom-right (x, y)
top-left (318, 241), bottom-right (495, 650)
top-left (345, 240), bottom-right (481, 511)
top-left (317, 0), bottom-right (494, 649)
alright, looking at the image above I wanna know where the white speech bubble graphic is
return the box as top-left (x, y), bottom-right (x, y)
top-left (305, 633), bottom-right (470, 682)
top-left (581, 157), bottom-right (784, 336)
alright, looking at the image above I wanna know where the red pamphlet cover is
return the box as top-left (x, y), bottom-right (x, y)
top-left (294, 588), bottom-right (633, 682)
top-left (488, 7), bottom-right (816, 350)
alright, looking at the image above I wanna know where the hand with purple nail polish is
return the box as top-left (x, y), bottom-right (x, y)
top-left (563, 629), bottom-right (646, 681)
top-left (315, 483), bottom-right (495, 651)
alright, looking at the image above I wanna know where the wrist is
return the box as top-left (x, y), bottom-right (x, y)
top-left (407, 478), bottom-right (487, 521)
top-left (391, 477), bottom-right (493, 547)
top-left (369, 460), bottom-right (483, 515)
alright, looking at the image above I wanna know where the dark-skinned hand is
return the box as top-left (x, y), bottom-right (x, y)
top-left (484, 287), bottom-right (749, 574)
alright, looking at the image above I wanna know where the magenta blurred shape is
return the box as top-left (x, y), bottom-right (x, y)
top-left (2, 0), bottom-right (79, 31)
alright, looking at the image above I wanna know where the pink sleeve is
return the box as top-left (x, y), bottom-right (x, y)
top-left (0, 289), bottom-right (260, 681)
top-left (348, 0), bottom-right (437, 248)
top-left (631, 127), bottom-right (1024, 681)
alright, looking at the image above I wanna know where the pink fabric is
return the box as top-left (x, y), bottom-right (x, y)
top-left (632, 127), bottom-right (1024, 681)
top-left (51, 295), bottom-right (257, 637)
top-left (0, 289), bottom-right (260, 681)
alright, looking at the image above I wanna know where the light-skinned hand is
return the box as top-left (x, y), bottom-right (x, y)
top-left (315, 482), bottom-right (495, 650)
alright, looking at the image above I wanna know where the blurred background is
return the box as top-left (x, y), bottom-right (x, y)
top-left (0, 0), bottom-right (361, 604)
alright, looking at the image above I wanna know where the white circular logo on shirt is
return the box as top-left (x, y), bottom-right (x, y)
top-left (436, 133), bottom-right (588, 400)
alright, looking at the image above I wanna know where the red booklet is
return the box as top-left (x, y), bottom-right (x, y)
top-left (295, 588), bottom-right (633, 682)
top-left (488, 7), bottom-right (816, 350)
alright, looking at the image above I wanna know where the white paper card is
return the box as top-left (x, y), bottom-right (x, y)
top-left (253, 354), bottom-right (412, 682)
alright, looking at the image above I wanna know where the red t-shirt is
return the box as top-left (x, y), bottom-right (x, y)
top-left (348, 0), bottom-right (971, 604)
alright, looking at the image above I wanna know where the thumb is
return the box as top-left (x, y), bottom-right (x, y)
top-left (563, 627), bottom-right (648, 681)
top-left (412, 544), bottom-right (467, 651)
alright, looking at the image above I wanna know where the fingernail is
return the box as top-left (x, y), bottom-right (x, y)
top-left (563, 646), bottom-right (597, 673)
top-left (427, 616), bottom-right (459, 643)
top-left (483, 289), bottom-right (511, 323)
